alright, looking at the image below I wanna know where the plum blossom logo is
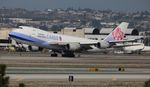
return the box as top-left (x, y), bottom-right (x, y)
top-left (112, 27), bottom-right (124, 41)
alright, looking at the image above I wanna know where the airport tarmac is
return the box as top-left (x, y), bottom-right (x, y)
top-left (6, 67), bottom-right (150, 80)
top-left (0, 52), bottom-right (150, 87)
top-left (0, 52), bottom-right (150, 68)
top-left (6, 67), bottom-right (150, 74)
top-left (9, 73), bottom-right (150, 80)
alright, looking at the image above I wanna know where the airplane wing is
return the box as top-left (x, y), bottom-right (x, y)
top-left (108, 37), bottom-right (144, 48)
top-left (47, 41), bottom-right (97, 45)
top-left (112, 42), bottom-right (143, 48)
top-left (109, 38), bottom-right (143, 43)
top-left (46, 40), bottom-right (95, 51)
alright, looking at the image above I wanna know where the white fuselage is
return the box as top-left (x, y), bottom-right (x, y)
top-left (9, 22), bottom-right (128, 53)
top-left (123, 43), bottom-right (150, 53)
top-left (9, 26), bottom-right (105, 51)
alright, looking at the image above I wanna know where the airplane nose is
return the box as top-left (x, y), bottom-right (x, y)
top-left (9, 28), bottom-right (18, 37)
top-left (9, 31), bottom-right (14, 37)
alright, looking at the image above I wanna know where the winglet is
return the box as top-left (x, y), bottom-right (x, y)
top-left (103, 22), bottom-right (129, 42)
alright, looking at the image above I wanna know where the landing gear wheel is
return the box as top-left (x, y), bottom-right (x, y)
top-left (51, 53), bottom-right (58, 57)
top-left (103, 51), bottom-right (108, 54)
top-left (62, 51), bottom-right (75, 57)
top-left (62, 54), bottom-right (75, 57)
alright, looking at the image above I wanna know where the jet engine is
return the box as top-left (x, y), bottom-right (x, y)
top-left (28, 45), bottom-right (43, 51)
top-left (66, 43), bottom-right (80, 51)
top-left (96, 42), bottom-right (109, 49)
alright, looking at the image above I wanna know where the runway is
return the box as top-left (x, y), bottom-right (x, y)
top-left (6, 67), bottom-right (150, 80)
top-left (0, 52), bottom-right (150, 86)
top-left (0, 53), bottom-right (150, 68)
top-left (0, 52), bottom-right (150, 79)
top-left (8, 74), bottom-right (150, 80)
top-left (6, 67), bottom-right (150, 74)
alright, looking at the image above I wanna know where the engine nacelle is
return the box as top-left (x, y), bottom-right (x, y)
top-left (66, 43), bottom-right (80, 51)
top-left (96, 42), bottom-right (109, 49)
top-left (28, 45), bottom-right (43, 51)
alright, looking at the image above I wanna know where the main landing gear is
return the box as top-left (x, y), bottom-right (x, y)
top-left (50, 50), bottom-right (75, 57)
top-left (50, 51), bottom-right (58, 57)
top-left (15, 42), bottom-right (26, 51)
top-left (62, 51), bottom-right (75, 57)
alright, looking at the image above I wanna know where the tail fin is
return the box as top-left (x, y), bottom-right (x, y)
top-left (103, 22), bottom-right (129, 42)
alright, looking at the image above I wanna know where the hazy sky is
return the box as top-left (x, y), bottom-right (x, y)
top-left (0, 0), bottom-right (150, 12)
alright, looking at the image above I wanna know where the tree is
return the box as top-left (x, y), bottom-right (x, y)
top-left (90, 19), bottom-right (102, 28)
top-left (39, 25), bottom-right (48, 31)
top-left (0, 64), bottom-right (9, 87)
top-left (144, 79), bottom-right (150, 87)
top-left (51, 25), bottom-right (64, 31)
top-left (19, 83), bottom-right (25, 87)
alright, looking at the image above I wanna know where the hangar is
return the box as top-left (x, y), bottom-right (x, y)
top-left (0, 28), bottom-right (12, 47)
top-left (84, 28), bottom-right (142, 41)
top-left (58, 27), bottom-right (143, 42)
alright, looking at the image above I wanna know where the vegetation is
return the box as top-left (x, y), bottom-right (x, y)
top-left (0, 8), bottom-right (150, 30)
top-left (144, 79), bottom-right (150, 87)
top-left (0, 64), bottom-right (9, 87)
top-left (19, 83), bottom-right (25, 87)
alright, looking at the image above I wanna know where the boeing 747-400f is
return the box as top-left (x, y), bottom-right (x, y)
top-left (122, 43), bottom-right (150, 54)
top-left (9, 22), bottom-right (128, 57)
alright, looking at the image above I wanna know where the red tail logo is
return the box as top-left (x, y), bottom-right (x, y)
top-left (112, 27), bottom-right (124, 41)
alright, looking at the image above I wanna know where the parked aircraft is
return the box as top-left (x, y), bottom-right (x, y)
top-left (121, 43), bottom-right (150, 54)
top-left (9, 22), bottom-right (128, 57)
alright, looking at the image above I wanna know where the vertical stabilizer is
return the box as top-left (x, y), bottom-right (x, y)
top-left (103, 22), bottom-right (129, 42)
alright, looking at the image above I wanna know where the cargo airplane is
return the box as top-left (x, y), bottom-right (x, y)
top-left (9, 22), bottom-right (128, 57)
top-left (121, 43), bottom-right (150, 54)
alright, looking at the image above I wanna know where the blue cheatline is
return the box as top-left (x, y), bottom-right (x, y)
top-left (9, 32), bottom-right (45, 44)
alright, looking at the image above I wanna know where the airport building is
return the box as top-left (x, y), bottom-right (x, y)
top-left (0, 28), bottom-right (12, 47)
top-left (60, 27), bottom-right (85, 37)
top-left (84, 28), bottom-right (142, 41)
top-left (59, 27), bottom-right (143, 41)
